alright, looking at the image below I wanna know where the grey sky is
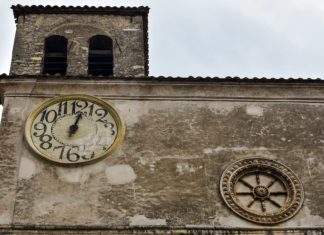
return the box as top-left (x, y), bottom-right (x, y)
top-left (1, 0), bottom-right (324, 78)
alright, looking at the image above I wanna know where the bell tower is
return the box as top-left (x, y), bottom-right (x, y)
top-left (10, 5), bottom-right (149, 77)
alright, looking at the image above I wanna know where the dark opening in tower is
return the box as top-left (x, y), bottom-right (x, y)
top-left (43, 35), bottom-right (68, 75)
top-left (88, 35), bottom-right (113, 76)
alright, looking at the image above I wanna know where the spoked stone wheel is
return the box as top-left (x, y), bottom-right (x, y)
top-left (220, 158), bottom-right (304, 224)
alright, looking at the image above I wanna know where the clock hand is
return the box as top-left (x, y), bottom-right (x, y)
top-left (68, 113), bottom-right (83, 137)
top-left (74, 113), bottom-right (83, 125)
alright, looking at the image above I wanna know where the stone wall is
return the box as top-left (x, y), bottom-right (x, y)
top-left (10, 14), bottom-right (146, 77)
top-left (0, 78), bottom-right (324, 232)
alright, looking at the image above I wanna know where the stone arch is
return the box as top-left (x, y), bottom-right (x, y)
top-left (46, 23), bottom-right (113, 56)
top-left (88, 35), bottom-right (114, 76)
top-left (46, 23), bottom-right (112, 39)
top-left (43, 35), bottom-right (68, 75)
top-left (45, 24), bottom-right (114, 76)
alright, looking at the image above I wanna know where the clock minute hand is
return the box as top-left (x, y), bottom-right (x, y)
top-left (68, 113), bottom-right (83, 137)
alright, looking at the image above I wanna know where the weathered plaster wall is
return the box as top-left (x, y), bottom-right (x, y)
top-left (0, 79), bottom-right (324, 233)
top-left (0, 98), bottom-right (21, 225)
top-left (10, 14), bottom-right (146, 77)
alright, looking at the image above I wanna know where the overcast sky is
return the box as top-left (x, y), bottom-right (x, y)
top-left (1, 0), bottom-right (324, 79)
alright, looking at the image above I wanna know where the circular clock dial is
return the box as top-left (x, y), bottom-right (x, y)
top-left (25, 95), bottom-right (124, 165)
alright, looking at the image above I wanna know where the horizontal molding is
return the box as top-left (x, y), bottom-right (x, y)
top-left (0, 224), bottom-right (324, 231)
top-left (5, 93), bottom-right (324, 103)
top-left (3, 78), bottom-right (324, 88)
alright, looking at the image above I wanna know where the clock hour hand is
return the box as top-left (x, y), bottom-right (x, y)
top-left (68, 113), bottom-right (83, 137)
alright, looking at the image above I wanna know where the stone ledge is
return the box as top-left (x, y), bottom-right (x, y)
top-left (0, 225), bottom-right (324, 235)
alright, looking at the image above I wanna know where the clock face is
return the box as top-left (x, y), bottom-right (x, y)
top-left (25, 95), bottom-right (125, 165)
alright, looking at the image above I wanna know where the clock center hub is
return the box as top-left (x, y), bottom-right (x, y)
top-left (51, 114), bottom-right (98, 146)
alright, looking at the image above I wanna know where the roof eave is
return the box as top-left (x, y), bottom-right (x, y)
top-left (11, 5), bottom-right (150, 23)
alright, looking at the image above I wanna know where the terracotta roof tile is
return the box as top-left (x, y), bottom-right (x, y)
top-left (11, 5), bottom-right (149, 22)
top-left (1, 74), bottom-right (323, 83)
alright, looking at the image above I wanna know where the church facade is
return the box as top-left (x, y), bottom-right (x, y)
top-left (0, 5), bottom-right (323, 234)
